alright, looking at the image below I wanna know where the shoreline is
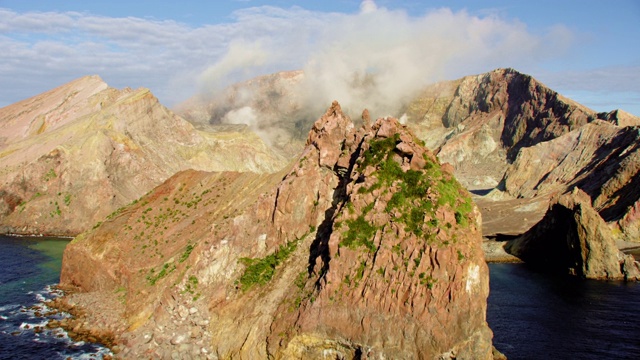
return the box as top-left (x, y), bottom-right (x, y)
top-left (45, 285), bottom-right (125, 356)
top-left (2, 233), bottom-right (75, 240)
top-left (482, 240), bottom-right (522, 263)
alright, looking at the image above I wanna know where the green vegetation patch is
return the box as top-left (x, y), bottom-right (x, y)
top-left (43, 168), bottom-right (57, 182)
top-left (49, 201), bottom-right (61, 218)
top-left (63, 193), bottom-right (72, 206)
top-left (353, 134), bottom-right (474, 244)
top-left (340, 215), bottom-right (377, 252)
top-left (179, 244), bottom-right (194, 263)
top-left (237, 237), bottom-right (301, 291)
top-left (147, 261), bottom-right (177, 285)
top-left (182, 275), bottom-right (200, 301)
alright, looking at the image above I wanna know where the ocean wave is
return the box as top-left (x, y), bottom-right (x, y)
top-left (1, 283), bottom-right (113, 359)
top-left (0, 304), bottom-right (20, 312)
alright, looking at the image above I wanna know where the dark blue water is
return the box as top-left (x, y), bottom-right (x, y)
top-left (2, 236), bottom-right (639, 358)
top-left (488, 262), bottom-right (640, 360)
top-left (0, 235), bottom-right (110, 359)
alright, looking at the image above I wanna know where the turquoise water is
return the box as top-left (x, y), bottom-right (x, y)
top-left (0, 235), bottom-right (109, 359)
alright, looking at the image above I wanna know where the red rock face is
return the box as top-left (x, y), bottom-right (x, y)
top-left (60, 102), bottom-right (493, 358)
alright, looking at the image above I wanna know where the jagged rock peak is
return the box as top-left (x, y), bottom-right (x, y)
top-left (597, 109), bottom-right (640, 127)
top-left (306, 100), bottom-right (356, 169)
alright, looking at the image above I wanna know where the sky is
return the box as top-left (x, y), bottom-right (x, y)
top-left (0, 0), bottom-right (638, 116)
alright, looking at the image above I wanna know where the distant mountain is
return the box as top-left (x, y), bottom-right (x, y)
top-left (0, 76), bottom-right (285, 236)
top-left (402, 68), bottom-right (638, 189)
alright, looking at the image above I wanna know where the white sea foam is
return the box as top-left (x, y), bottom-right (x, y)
top-left (0, 304), bottom-right (19, 312)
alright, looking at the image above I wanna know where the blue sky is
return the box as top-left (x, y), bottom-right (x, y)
top-left (0, 0), bottom-right (638, 115)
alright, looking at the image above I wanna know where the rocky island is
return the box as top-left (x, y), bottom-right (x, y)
top-left (59, 102), bottom-right (495, 358)
top-left (2, 67), bottom-right (640, 358)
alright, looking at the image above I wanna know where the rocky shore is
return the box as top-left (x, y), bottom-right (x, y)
top-left (482, 240), bottom-right (522, 263)
top-left (45, 286), bottom-right (125, 356)
top-left (45, 285), bottom-right (217, 359)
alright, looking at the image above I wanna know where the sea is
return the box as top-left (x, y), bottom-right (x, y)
top-left (488, 262), bottom-right (640, 359)
top-left (0, 235), bottom-right (110, 359)
top-left (0, 235), bottom-right (639, 359)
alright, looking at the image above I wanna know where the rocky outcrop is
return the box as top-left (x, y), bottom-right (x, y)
top-left (60, 102), bottom-right (494, 358)
top-left (500, 120), bottom-right (640, 242)
top-left (0, 76), bottom-right (285, 236)
top-left (505, 188), bottom-right (640, 280)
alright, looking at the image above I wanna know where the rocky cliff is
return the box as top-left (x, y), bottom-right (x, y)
top-left (501, 120), bottom-right (640, 243)
top-left (60, 102), bottom-right (494, 359)
top-left (403, 69), bottom-right (640, 244)
top-left (0, 76), bottom-right (285, 236)
top-left (505, 188), bottom-right (640, 280)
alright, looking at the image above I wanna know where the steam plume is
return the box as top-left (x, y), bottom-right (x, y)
top-left (192, 1), bottom-right (572, 147)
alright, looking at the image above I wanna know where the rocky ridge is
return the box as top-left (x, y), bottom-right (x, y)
top-left (403, 68), bottom-right (609, 190)
top-left (60, 102), bottom-right (494, 358)
top-left (179, 68), bottom-right (631, 191)
top-left (501, 120), bottom-right (640, 243)
top-left (0, 76), bottom-right (285, 236)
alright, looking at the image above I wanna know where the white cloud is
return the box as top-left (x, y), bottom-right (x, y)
top-left (360, 0), bottom-right (378, 14)
top-left (2, 4), bottom-right (633, 117)
top-left (192, 6), bottom-right (577, 120)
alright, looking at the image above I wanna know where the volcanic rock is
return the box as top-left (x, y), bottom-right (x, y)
top-left (60, 102), bottom-right (494, 358)
top-left (403, 68), bottom-right (602, 190)
top-left (505, 188), bottom-right (640, 280)
top-left (0, 76), bottom-right (285, 236)
top-left (501, 120), bottom-right (640, 242)
top-left (403, 68), bottom-right (640, 244)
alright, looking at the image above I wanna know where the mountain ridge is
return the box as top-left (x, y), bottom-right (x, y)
top-left (0, 76), bottom-right (285, 236)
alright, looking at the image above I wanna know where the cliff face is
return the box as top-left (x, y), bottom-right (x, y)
top-left (60, 102), bottom-right (493, 359)
top-left (501, 121), bottom-right (640, 242)
top-left (403, 68), bottom-right (602, 190)
top-left (505, 189), bottom-right (640, 280)
top-left (0, 76), bottom-right (285, 236)
top-left (403, 69), bottom-right (640, 245)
